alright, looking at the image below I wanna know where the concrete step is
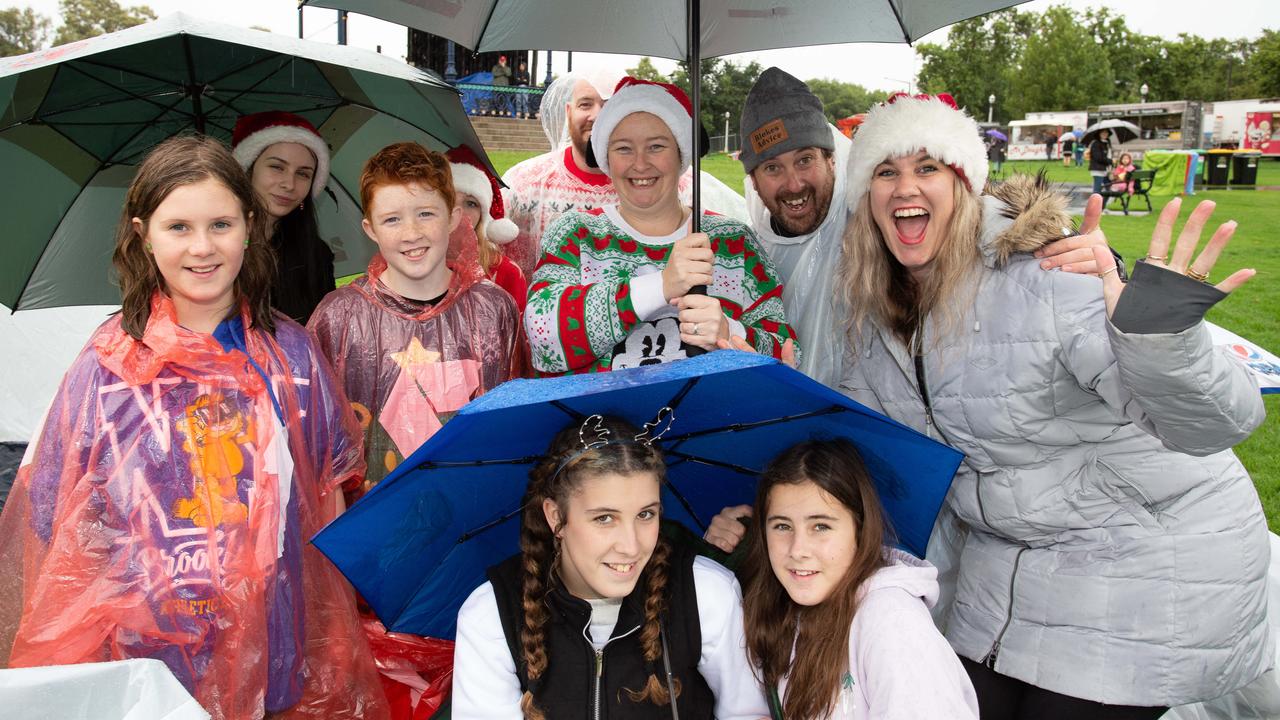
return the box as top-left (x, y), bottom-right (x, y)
top-left (469, 116), bottom-right (550, 154)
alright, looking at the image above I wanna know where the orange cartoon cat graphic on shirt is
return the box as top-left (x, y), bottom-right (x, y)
top-left (172, 393), bottom-right (253, 529)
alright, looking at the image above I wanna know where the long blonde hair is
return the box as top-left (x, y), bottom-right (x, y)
top-left (838, 171), bottom-right (983, 349)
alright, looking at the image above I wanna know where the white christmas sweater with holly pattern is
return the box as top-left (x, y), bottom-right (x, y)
top-left (524, 205), bottom-right (798, 375)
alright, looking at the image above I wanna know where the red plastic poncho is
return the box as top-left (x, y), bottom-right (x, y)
top-left (308, 222), bottom-right (523, 493)
top-left (0, 293), bottom-right (389, 720)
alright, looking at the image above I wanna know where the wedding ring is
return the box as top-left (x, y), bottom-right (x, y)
top-left (692, 322), bottom-right (701, 335)
top-left (1099, 266), bottom-right (1118, 279)
top-left (1187, 267), bottom-right (1210, 282)
top-left (1144, 255), bottom-right (1168, 263)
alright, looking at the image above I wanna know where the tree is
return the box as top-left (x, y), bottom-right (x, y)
top-left (1245, 29), bottom-right (1280, 97)
top-left (626, 57), bottom-right (667, 83)
top-left (54, 0), bottom-right (154, 46)
top-left (0, 7), bottom-right (51, 57)
top-left (1155, 34), bottom-right (1254, 102)
top-left (804, 78), bottom-right (887, 122)
top-left (670, 58), bottom-right (763, 145)
top-left (915, 9), bottom-right (1031, 123)
top-left (1083, 8), bottom-right (1161, 103)
top-left (1009, 6), bottom-right (1113, 113)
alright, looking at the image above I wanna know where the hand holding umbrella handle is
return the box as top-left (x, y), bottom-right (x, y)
top-left (685, 285), bottom-right (709, 356)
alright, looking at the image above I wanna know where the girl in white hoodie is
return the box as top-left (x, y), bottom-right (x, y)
top-left (743, 439), bottom-right (978, 720)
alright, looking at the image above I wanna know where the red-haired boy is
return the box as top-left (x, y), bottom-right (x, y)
top-left (308, 142), bottom-right (520, 496)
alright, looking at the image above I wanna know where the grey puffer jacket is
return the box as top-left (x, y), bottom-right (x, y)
top-left (840, 175), bottom-right (1271, 706)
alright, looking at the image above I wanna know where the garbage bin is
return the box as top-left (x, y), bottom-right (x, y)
top-left (1205, 149), bottom-right (1234, 187)
top-left (1231, 151), bottom-right (1261, 188)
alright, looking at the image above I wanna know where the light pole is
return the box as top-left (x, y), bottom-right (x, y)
top-left (1139, 82), bottom-right (1148, 139)
top-left (988, 94), bottom-right (996, 124)
top-left (723, 111), bottom-right (731, 154)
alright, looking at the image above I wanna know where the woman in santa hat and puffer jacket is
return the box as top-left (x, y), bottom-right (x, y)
top-left (837, 92), bottom-right (1269, 720)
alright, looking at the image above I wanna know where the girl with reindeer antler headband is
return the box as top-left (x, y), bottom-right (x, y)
top-left (452, 413), bottom-right (768, 720)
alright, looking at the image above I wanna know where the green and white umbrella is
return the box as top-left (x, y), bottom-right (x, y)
top-left (0, 12), bottom-right (490, 310)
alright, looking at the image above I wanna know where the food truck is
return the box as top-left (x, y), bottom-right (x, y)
top-left (1007, 110), bottom-right (1088, 160)
top-left (1088, 100), bottom-right (1204, 155)
top-left (1208, 98), bottom-right (1280, 154)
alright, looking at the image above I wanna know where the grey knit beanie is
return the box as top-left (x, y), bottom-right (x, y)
top-left (738, 67), bottom-right (833, 174)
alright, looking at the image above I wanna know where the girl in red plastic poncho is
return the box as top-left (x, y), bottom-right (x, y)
top-left (0, 136), bottom-right (389, 720)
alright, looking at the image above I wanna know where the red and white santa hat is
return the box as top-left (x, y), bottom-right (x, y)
top-left (446, 145), bottom-right (518, 245)
top-left (845, 93), bottom-right (988, 209)
top-left (231, 111), bottom-right (331, 199)
top-left (589, 76), bottom-right (694, 177)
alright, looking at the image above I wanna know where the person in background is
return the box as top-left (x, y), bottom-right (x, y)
top-left (491, 54), bottom-right (513, 117)
top-left (513, 60), bottom-right (532, 120)
top-left (1109, 151), bottom-right (1138, 195)
top-left (232, 110), bottom-right (336, 324)
top-left (447, 145), bottom-right (527, 312)
top-left (986, 134), bottom-right (1005, 176)
top-left (1061, 134), bottom-right (1074, 167)
top-left (1088, 128), bottom-right (1112, 194)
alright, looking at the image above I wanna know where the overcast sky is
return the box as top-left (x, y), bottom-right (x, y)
top-left (12, 0), bottom-right (1273, 92)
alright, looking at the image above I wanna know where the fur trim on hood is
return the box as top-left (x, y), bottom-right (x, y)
top-left (985, 172), bottom-right (1075, 267)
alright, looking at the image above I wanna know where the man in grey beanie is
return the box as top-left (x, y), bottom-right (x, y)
top-left (739, 67), bottom-right (852, 388)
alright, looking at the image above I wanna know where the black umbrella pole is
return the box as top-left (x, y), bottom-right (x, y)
top-left (688, 0), bottom-right (701, 233)
top-left (685, 0), bottom-right (708, 357)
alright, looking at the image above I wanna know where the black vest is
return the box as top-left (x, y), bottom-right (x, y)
top-left (487, 542), bottom-right (716, 719)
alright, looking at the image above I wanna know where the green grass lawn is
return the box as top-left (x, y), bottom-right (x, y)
top-left (1001, 156), bottom-right (1280, 187)
top-left (493, 149), bottom-right (1280, 529)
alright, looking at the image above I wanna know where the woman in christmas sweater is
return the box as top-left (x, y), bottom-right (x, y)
top-left (524, 77), bottom-right (798, 375)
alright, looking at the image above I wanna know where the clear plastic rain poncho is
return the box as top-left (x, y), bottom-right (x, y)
top-left (0, 293), bottom-right (389, 720)
top-left (307, 221), bottom-right (522, 493)
top-left (537, 72), bottom-right (581, 149)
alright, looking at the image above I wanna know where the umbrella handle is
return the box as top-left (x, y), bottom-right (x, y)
top-left (684, 285), bottom-right (708, 356)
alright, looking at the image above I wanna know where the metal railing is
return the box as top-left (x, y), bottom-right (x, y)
top-left (456, 84), bottom-right (546, 118)
top-left (708, 133), bottom-right (741, 155)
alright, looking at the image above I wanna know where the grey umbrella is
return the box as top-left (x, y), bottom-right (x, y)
top-left (1081, 119), bottom-right (1141, 146)
top-left (302, 0), bottom-right (1033, 228)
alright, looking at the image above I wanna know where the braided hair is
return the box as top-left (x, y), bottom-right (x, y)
top-left (517, 416), bottom-right (678, 719)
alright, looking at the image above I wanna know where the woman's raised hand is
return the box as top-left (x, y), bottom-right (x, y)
top-left (662, 232), bottom-right (714, 301)
top-left (1090, 197), bottom-right (1255, 318)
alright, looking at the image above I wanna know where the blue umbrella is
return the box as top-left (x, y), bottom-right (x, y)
top-left (313, 351), bottom-right (963, 639)
top-left (985, 129), bottom-right (1009, 142)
